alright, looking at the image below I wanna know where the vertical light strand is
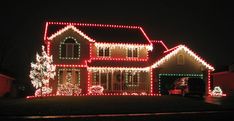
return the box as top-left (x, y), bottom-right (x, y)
top-left (208, 70), bottom-right (211, 94)
top-left (158, 74), bottom-right (161, 95)
top-left (87, 70), bottom-right (91, 94)
top-left (47, 41), bottom-right (51, 55)
top-left (150, 67), bottom-right (153, 95)
top-left (89, 43), bottom-right (92, 59)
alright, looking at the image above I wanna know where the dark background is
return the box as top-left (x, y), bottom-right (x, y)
top-left (0, 0), bottom-right (233, 86)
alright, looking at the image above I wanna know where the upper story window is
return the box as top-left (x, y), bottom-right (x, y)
top-left (127, 48), bottom-right (138, 57)
top-left (177, 54), bottom-right (184, 65)
top-left (98, 47), bottom-right (110, 57)
top-left (60, 37), bottom-right (80, 59)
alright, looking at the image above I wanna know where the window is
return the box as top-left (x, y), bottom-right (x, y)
top-left (60, 37), bottom-right (80, 59)
top-left (125, 71), bottom-right (139, 86)
top-left (177, 54), bottom-right (184, 65)
top-left (98, 47), bottom-right (110, 57)
top-left (127, 48), bottom-right (138, 57)
top-left (58, 69), bottom-right (80, 85)
top-left (93, 71), bottom-right (109, 89)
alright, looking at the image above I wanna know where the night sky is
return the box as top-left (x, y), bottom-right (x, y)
top-left (1, 0), bottom-right (233, 84)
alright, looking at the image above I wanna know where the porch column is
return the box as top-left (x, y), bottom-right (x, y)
top-left (99, 71), bottom-right (101, 85)
top-left (120, 70), bottom-right (122, 91)
top-left (106, 72), bottom-right (109, 90)
top-left (203, 69), bottom-right (211, 96)
top-left (111, 70), bottom-right (114, 91)
top-left (153, 68), bottom-right (160, 95)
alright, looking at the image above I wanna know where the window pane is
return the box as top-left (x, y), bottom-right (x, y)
top-left (73, 44), bottom-right (79, 58)
top-left (133, 48), bottom-right (138, 57)
top-left (66, 71), bottom-right (72, 83)
top-left (66, 44), bottom-right (73, 58)
top-left (127, 48), bottom-right (132, 57)
top-left (133, 74), bottom-right (138, 85)
top-left (61, 44), bottom-right (66, 57)
top-left (99, 48), bottom-right (103, 56)
top-left (75, 71), bottom-right (80, 86)
top-left (128, 73), bottom-right (132, 84)
top-left (104, 48), bottom-right (109, 56)
top-left (59, 71), bottom-right (63, 84)
top-left (101, 73), bottom-right (107, 89)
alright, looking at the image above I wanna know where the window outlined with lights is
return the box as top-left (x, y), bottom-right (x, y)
top-left (125, 71), bottom-right (140, 87)
top-left (59, 36), bottom-right (80, 59)
top-left (127, 47), bottom-right (139, 58)
top-left (97, 47), bottom-right (110, 57)
top-left (92, 70), bottom-right (110, 90)
top-left (58, 68), bottom-right (81, 86)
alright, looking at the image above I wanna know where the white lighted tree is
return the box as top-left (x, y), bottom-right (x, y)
top-left (29, 46), bottom-right (56, 96)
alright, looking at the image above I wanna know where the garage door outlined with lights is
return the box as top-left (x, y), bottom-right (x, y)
top-left (158, 73), bottom-right (204, 95)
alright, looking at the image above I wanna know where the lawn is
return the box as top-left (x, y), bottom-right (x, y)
top-left (0, 96), bottom-right (229, 116)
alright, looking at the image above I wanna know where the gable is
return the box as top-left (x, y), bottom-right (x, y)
top-left (151, 45), bottom-right (214, 71)
top-left (49, 28), bottom-right (91, 65)
top-left (47, 25), bottom-right (95, 42)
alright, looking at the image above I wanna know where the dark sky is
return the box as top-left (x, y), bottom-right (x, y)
top-left (1, 0), bottom-right (233, 83)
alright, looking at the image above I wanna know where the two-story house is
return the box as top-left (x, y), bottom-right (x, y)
top-left (44, 22), bottom-right (214, 96)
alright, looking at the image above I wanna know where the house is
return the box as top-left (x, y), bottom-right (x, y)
top-left (212, 64), bottom-right (234, 95)
top-left (0, 73), bottom-right (15, 97)
top-left (43, 22), bottom-right (214, 96)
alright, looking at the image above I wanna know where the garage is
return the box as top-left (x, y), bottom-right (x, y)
top-left (158, 74), bottom-right (205, 96)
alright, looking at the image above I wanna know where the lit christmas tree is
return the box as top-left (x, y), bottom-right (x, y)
top-left (29, 46), bottom-right (56, 96)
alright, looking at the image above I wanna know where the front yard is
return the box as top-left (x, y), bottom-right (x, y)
top-left (0, 96), bottom-right (231, 116)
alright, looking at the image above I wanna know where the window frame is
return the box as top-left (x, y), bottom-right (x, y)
top-left (58, 68), bottom-right (81, 86)
top-left (125, 71), bottom-right (140, 87)
top-left (97, 47), bottom-right (110, 57)
top-left (59, 36), bottom-right (80, 60)
top-left (127, 47), bottom-right (139, 58)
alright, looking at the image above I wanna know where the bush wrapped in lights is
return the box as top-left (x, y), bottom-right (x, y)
top-left (34, 86), bottom-right (52, 96)
top-left (210, 86), bottom-right (226, 97)
top-left (56, 82), bottom-right (82, 96)
top-left (89, 85), bottom-right (104, 95)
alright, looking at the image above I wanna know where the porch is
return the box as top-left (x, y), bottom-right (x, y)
top-left (88, 68), bottom-right (151, 94)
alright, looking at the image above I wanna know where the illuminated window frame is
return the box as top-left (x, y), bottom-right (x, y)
top-left (125, 71), bottom-right (140, 87)
top-left (127, 47), bottom-right (139, 58)
top-left (97, 47), bottom-right (111, 57)
top-left (92, 70), bottom-right (110, 90)
top-left (59, 36), bottom-right (80, 60)
top-left (57, 68), bottom-right (81, 86)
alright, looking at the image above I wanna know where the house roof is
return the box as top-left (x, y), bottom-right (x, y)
top-left (44, 22), bottom-right (152, 44)
top-left (150, 45), bottom-right (215, 71)
top-left (0, 74), bottom-right (15, 80)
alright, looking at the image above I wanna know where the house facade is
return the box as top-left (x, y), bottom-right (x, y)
top-left (44, 22), bottom-right (214, 96)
